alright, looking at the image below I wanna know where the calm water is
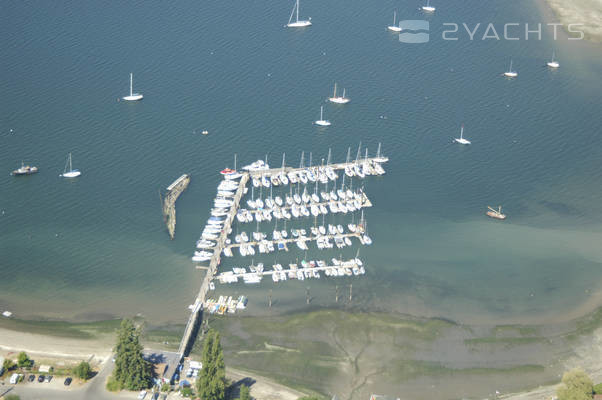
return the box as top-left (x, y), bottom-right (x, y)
top-left (1, 0), bottom-right (601, 325)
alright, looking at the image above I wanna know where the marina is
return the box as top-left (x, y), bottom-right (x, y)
top-left (177, 148), bottom-right (387, 357)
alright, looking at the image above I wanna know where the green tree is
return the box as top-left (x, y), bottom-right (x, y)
top-left (594, 382), bottom-right (602, 394)
top-left (3, 357), bottom-right (16, 372)
top-left (196, 330), bottom-right (226, 400)
top-left (111, 319), bottom-right (153, 391)
top-left (73, 361), bottom-right (92, 380)
top-left (557, 368), bottom-right (593, 400)
top-left (5, 395), bottom-right (21, 400)
top-left (239, 383), bottom-right (251, 400)
top-left (17, 352), bottom-right (33, 368)
top-left (161, 383), bottom-right (171, 392)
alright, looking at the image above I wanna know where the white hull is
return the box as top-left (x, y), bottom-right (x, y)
top-left (504, 72), bottom-right (518, 78)
top-left (547, 61), bottom-right (559, 68)
top-left (422, 6), bottom-right (435, 11)
top-left (328, 96), bottom-right (350, 104)
top-left (388, 26), bottom-right (402, 32)
top-left (454, 138), bottom-right (471, 145)
top-left (60, 170), bottom-right (81, 178)
top-left (315, 120), bottom-right (331, 126)
top-left (123, 94), bottom-right (143, 101)
top-left (287, 20), bottom-right (312, 27)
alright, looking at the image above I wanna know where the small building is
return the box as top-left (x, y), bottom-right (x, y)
top-left (143, 350), bottom-right (181, 385)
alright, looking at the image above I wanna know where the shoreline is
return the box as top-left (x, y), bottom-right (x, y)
top-left (540, 0), bottom-right (602, 42)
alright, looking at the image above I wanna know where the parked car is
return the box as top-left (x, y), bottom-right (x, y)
top-left (46, 375), bottom-right (53, 382)
top-left (138, 390), bottom-right (147, 399)
top-left (37, 375), bottom-right (45, 383)
top-left (28, 374), bottom-right (35, 382)
top-left (64, 377), bottom-right (72, 386)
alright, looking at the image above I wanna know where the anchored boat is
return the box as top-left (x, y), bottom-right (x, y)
top-left (486, 205), bottom-right (506, 220)
top-left (11, 161), bottom-right (39, 176)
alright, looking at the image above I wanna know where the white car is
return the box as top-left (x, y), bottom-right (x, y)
top-left (138, 390), bottom-right (147, 399)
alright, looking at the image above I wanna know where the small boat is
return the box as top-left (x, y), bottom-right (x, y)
top-left (422, 0), bottom-right (435, 12)
top-left (328, 83), bottom-right (350, 104)
top-left (387, 10), bottom-right (402, 32)
top-left (122, 73), bottom-right (143, 101)
top-left (59, 153), bottom-right (81, 178)
top-left (315, 106), bottom-right (331, 127)
top-left (504, 59), bottom-right (518, 78)
top-left (11, 161), bottom-right (39, 176)
top-left (286, 0), bottom-right (311, 27)
top-left (547, 51), bottom-right (559, 68)
top-left (454, 124), bottom-right (471, 145)
top-left (486, 205), bottom-right (507, 220)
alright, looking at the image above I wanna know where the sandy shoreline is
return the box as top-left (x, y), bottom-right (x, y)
top-left (542, 0), bottom-right (602, 41)
top-left (0, 326), bottom-right (112, 363)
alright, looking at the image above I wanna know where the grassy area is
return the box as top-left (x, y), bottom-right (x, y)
top-left (464, 337), bottom-right (549, 346)
top-left (388, 360), bottom-right (545, 381)
top-left (565, 306), bottom-right (602, 340)
top-left (199, 309), bottom-right (456, 397)
top-left (492, 325), bottom-right (540, 336)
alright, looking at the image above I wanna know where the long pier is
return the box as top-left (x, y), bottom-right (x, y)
top-left (177, 155), bottom-right (387, 358)
top-left (177, 173), bottom-right (248, 356)
top-left (162, 174), bottom-right (190, 240)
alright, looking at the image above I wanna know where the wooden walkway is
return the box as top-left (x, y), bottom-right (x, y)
top-left (177, 174), bottom-right (248, 357)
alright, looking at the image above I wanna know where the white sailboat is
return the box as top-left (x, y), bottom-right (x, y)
top-left (454, 124), bottom-right (471, 145)
top-left (122, 73), bottom-right (143, 101)
top-left (328, 83), bottom-right (350, 104)
top-left (315, 106), bottom-right (331, 126)
top-left (504, 59), bottom-right (518, 78)
top-left (286, 0), bottom-right (311, 28)
top-left (59, 153), bottom-right (81, 178)
top-left (422, 0), bottom-right (436, 12)
top-left (547, 51), bottom-right (559, 68)
top-left (387, 11), bottom-right (402, 32)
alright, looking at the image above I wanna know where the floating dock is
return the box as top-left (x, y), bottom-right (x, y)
top-left (162, 174), bottom-right (190, 240)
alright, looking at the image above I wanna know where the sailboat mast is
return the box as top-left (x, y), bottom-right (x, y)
top-left (393, 10), bottom-right (396, 25)
top-left (333, 83), bottom-right (337, 97)
top-left (296, 0), bottom-right (299, 22)
top-left (377, 142), bottom-right (382, 158)
top-left (460, 124), bottom-right (464, 139)
top-left (69, 153), bottom-right (72, 172)
top-left (129, 73), bottom-right (133, 96)
top-left (234, 153), bottom-right (237, 170)
top-left (320, 106), bottom-right (324, 120)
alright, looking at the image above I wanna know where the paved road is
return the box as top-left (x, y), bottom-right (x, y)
top-left (1, 359), bottom-right (164, 400)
